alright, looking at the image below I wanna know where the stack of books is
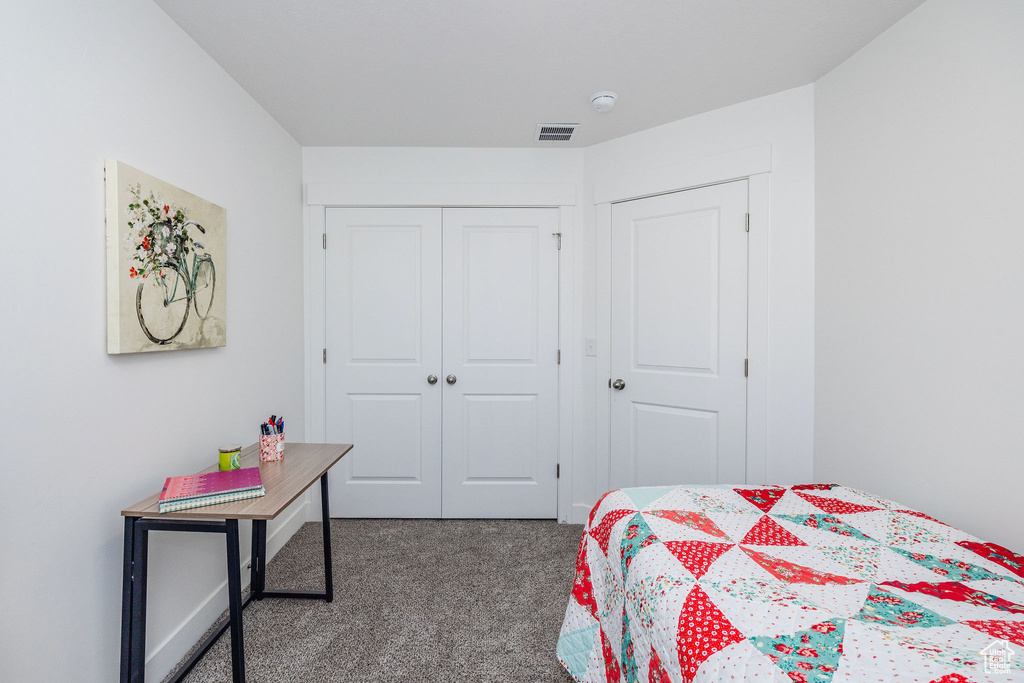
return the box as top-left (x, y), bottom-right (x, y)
top-left (159, 467), bottom-right (265, 513)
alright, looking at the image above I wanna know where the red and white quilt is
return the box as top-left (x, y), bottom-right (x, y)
top-left (558, 484), bottom-right (1024, 682)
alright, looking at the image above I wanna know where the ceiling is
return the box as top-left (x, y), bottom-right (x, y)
top-left (154, 0), bottom-right (924, 148)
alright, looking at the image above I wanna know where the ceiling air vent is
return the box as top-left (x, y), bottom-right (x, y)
top-left (535, 123), bottom-right (579, 142)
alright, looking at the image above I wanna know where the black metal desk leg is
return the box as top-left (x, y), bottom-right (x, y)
top-left (256, 520), bottom-right (267, 598)
top-left (233, 473), bottom-right (336, 606)
top-left (120, 518), bottom-right (136, 683)
top-left (129, 518), bottom-right (149, 683)
top-left (320, 473), bottom-right (333, 603)
top-left (225, 520), bottom-right (246, 683)
top-left (249, 521), bottom-right (262, 601)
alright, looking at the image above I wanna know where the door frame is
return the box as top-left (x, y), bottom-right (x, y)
top-left (594, 144), bottom-right (771, 497)
top-left (304, 183), bottom-right (577, 522)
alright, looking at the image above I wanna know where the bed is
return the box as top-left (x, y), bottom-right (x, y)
top-left (558, 484), bottom-right (1024, 682)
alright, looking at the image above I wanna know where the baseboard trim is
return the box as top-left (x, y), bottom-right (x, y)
top-left (568, 503), bottom-right (591, 526)
top-left (145, 498), bottom-right (310, 680)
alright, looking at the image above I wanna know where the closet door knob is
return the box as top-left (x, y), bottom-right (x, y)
top-left (446, 374), bottom-right (457, 385)
top-left (612, 378), bottom-right (626, 390)
top-left (427, 374), bottom-right (438, 385)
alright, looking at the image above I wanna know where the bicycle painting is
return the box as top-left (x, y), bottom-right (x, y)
top-left (105, 161), bottom-right (226, 354)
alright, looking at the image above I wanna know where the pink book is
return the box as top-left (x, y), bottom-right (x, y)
top-left (159, 467), bottom-right (264, 503)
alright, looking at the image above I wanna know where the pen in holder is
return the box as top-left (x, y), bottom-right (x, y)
top-left (259, 415), bottom-right (285, 462)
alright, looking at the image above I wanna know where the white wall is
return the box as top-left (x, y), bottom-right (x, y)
top-left (815, 0), bottom-right (1024, 550)
top-left (579, 86), bottom-right (817, 513)
top-left (304, 87), bottom-right (816, 523)
top-left (0, 2), bottom-right (305, 680)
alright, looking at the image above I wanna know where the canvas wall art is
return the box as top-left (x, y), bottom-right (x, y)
top-left (105, 161), bottom-right (226, 354)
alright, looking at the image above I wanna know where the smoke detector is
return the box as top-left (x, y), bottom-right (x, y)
top-left (535, 124), bottom-right (579, 142)
top-left (591, 91), bottom-right (617, 113)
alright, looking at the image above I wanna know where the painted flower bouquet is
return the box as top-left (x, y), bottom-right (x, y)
top-left (123, 183), bottom-right (196, 280)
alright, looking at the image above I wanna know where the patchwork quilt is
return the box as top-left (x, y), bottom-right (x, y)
top-left (558, 484), bottom-right (1024, 682)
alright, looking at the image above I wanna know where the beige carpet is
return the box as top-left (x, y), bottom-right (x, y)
top-left (167, 519), bottom-right (582, 682)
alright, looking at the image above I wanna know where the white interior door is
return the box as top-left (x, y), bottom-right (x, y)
top-left (325, 208), bottom-right (442, 517)
top-left (440, 208), bottom-right (560, 518)
top-left (609, 180), bottom-right (748, 488)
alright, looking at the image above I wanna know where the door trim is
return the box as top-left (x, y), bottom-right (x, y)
top-left (595, 151), bottom-right (770, 501)
top-left (305, 184), bottom-right (575, 522)
top-left (307, 183), bottom-right (576, 207)
top-left (593, 144), bottom-right (771, 204)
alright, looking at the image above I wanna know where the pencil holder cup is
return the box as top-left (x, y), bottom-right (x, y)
top-left (259, 433), bottom-right (284, 462)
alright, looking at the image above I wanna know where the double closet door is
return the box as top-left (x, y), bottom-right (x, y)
top-left (325, 207), bottom-right (559, 518)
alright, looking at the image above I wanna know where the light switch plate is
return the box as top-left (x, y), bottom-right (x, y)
top-left (585, 338), bottom-right (596, 356)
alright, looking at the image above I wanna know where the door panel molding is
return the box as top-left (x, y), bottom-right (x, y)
top-left (632, 402), bottom-right (719, 487)
top-left (631, 207), bottom-right (720, 374)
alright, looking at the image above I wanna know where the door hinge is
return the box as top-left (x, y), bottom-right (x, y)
top-left (552, 232), bottom-right (561, 250)
top-left (744, 358), bottom-right (748, 377)
top-left (745, 213), bottom-right (750, 233)
top-left (557, 463), bottom-right (560, 478)
top-left (322, 233), bottom-right (327, 249)
top-left (557, 349), bottom-right (561, 364)
top-left (323, 348), bottom-right (327, 364)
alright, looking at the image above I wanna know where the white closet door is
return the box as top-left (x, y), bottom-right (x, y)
top-left (325, 208), bottom-right (442, 517)
top-left (440, 208), bottom-right (560, 518)
top-left (609, 180), bottom-right (748, 489)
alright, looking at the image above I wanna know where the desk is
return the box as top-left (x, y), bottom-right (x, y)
top-left (120, 442), bottom-right (352, 683)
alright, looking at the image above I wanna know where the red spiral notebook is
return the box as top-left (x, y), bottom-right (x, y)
top-left (159, 467), bottom-right (264, 503)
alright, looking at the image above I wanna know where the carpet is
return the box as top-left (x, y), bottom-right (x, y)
top-left (166, 519), bottom-right (582, 682)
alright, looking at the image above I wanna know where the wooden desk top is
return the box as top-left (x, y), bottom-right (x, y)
top-left (121, 442), bottom-right (352, 520)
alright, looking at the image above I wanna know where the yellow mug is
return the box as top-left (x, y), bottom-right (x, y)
top-left (218, 445), bottom-right (241, 471)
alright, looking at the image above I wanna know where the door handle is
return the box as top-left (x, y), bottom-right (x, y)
top-left (446, 374), bottom-right (457, 385)
top-left (427, 374), bottom-right (438, 385)
top-left (611, 378), bottom-right (626, 390)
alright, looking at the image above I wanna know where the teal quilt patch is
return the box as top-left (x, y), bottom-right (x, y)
top-left (625, 487), bottom-right (676, 511)
top-left (557, 624), bottom-right (599, 680)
